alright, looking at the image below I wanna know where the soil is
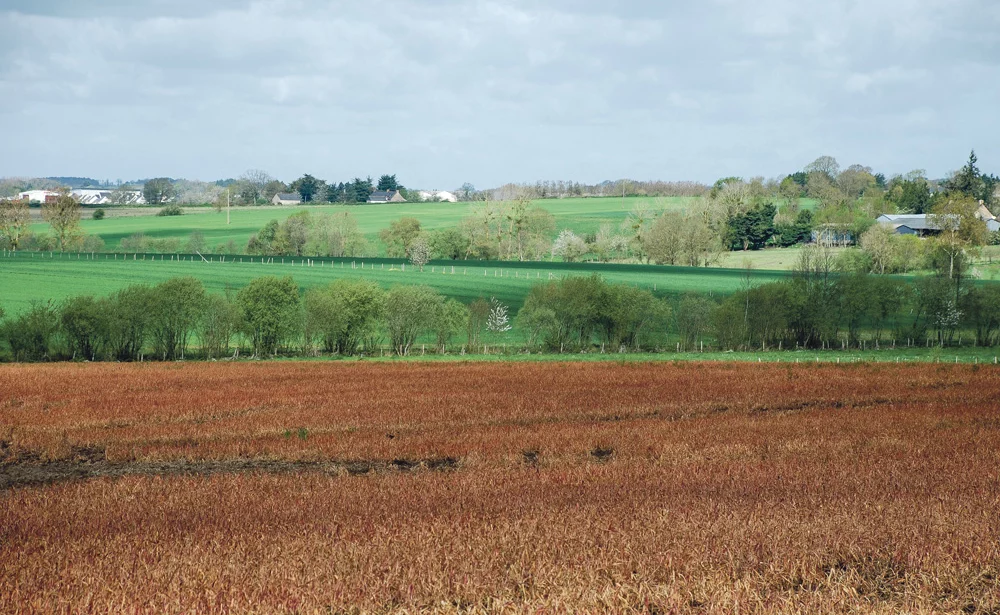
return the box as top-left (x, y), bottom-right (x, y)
top-left (0, 444), bottom-right (459, 490)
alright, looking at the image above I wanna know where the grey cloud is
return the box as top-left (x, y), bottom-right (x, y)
top-left (0, 0), bottom-right (998, 187)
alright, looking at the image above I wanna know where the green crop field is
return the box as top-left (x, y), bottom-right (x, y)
top-left (0, 251), bottom-right (792, 317)
top-left (29, 197), bottom-right (684, 253)
top-left (28, 196), bottom-right (815, 259)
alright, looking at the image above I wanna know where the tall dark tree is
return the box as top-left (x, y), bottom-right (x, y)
top-left (377, 174), bottom-right (399, 191)
top-left (350, 177), bottom-right (374, 203)
top-left (725, 202), bottom-right (776, 251)
top-left (889, 177), bottom-right (934, 214)
top-left (295, 174), bottom-right (320, 202)
top-left (946, 150), bottom-right (981, 196)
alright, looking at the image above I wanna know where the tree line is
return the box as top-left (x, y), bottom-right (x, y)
top-left (3, 268), bottom-right (1000, 363)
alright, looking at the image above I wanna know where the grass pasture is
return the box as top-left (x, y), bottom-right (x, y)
top-left (2, 361), bottom-right (1000, 612)
top-left (0, 250), bottom-right (791, 317)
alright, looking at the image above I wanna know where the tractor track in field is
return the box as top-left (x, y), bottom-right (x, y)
top-left (0, 444), bottom-right (460, 490)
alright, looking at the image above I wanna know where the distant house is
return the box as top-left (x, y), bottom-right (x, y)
top-left (975, 203), bottom-right (995, 222)
top-left (367, 190), bottom-right (406, 204)
top-left (272, 193), bottom-right (301, 205)
top-left (72, 189), bottom-right (113, 205)
top-left (988, 219), bottom-right (1000, 233)
top-left (17, 190), bottom-right (60, 203)
top-left (810, 224), bottom-right (854, 246)
top-left (876, 214), bottom-right (946, 237)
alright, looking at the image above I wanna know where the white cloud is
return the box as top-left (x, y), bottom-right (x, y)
top-left (0, 0), bottom-right (998, 186)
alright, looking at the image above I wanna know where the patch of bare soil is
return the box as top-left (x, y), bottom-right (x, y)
top-left (0, 444), bottom-right (459, 490)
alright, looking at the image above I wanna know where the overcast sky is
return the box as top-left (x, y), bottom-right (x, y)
top-left (1, 0), bottom-right (998, 189)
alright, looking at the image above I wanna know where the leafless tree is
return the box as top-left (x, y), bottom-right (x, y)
top-left (42, 191), bottom-right (82, 250)
top-left (0, 199), bottom-right (31, 250)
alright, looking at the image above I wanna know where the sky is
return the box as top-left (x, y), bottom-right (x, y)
top-left (1, 0), bottom-right (998, 189)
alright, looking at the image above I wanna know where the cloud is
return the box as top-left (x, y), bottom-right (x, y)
top-left (0, 0), bottom-right (998, 187)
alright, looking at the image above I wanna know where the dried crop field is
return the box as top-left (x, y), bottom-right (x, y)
top-left (2, 362), bottom-right (1000, 614)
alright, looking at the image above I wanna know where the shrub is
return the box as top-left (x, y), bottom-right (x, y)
top-left (156, 205), bottom-right (184, 217)
top-left (1, 301), bottom-right (60, 361)
top-left (92, 208), bottom-right (106, 220)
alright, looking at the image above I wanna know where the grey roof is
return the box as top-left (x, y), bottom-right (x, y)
top-left (368, 190), bottom-right (396, 201)
top-left (876, 214), bottom-right (943, 231)
top-left (276, 193), bottom-right (300, 201)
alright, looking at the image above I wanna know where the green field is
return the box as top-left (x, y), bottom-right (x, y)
top-left (30, 197), bottom-right (694, 254)
top-left (0, 251), bottom-right (792, 317)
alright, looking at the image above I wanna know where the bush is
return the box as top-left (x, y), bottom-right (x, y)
top-left (1, 301), bottom-right (60, 361)
top-left (92, 208), bottom-right (105, 220)
top-left (156, 205), bottom-right (184, 217)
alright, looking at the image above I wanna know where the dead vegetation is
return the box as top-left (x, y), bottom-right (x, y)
top-left (2, 362), bottom-right (1000, 613)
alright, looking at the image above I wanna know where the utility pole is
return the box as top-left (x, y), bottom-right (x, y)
top-left (227, 190), bottom-right (231, 225)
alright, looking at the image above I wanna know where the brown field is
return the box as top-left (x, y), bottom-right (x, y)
top-left (2, 362), bottom-right (1000, 613)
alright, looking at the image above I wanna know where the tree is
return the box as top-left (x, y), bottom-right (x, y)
top-left (237, 276), bottom-right (302, 357)
top-left (0, 199), bottom-right (30, 250)
top-left (296, 174), bottom-right (320, 202)
top-left (467, 298), bottom-right (490, 347)
top-left (929, 196), bottom-right (988, 298)
top-left (551, 229), bottom-right (588, 262)
top-left (349, 177), bottom-right (374, 203)
top-left (105, 285), bottom-right (155, 361)
top-left (263, 179), bottom-right (287, 201)
top-left (433, 299), bottom-right (468, 351)
top-left (379, 217), bottom-right (422, 258)
top-left (725, 202), bottom-right (776, 251)
top-left (149, 277), bottom-right (208, 360)
top-left (385, 285), bottom-right (441, 356)
top-left (487, 297), bottom-right (512, 334)
top-left (458, 183), bottom-right (476, 201)
top-left (676, 294), bottom-right (716, 349)
top-left (377, 175), bottom-right (399, 191)
top-left (644, 212), bottom-right (683, 265)
top-left (41, 192), bottom-right (82, 250)
top-left (804, 155), bottom-right (841, 179)
top-left (200, 292), bottom-right (239, 359)
top-left (858, 224), bottom-right (897, 274)
top-left (109, 184), bottom-right (138, 205)
top-left (944, 150), bottom-right (983, 199)
top-left (60, 295), bottom-right (108, 360)
top-left (888, 175), bottom-right (934, 214)
top-left (238, 169), bottom-right (273, 205)
top-left (429, 228), bottom-right (470, 260)
top-left (408, 238), bottom-right (430, 271)
top-left (143, 178), bottom-right (176, 205)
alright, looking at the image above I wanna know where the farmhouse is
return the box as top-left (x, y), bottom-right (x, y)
top-left (367, 190), bottom-right (406, 204)
top-left (272, 193), bottom-right (301, 205)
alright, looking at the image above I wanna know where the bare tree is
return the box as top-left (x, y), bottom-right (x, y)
top-left (0, 199), bottom-right (31, 250)
top-left (42, 191), bottom-right (82, 250)
top-left (239, 169), bottom-right (273, 205)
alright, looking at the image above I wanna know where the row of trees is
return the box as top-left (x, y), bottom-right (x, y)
top-left (0, 276), bottom-right (517, 362)
top-left (4, 269), bottom-right (1000, 363)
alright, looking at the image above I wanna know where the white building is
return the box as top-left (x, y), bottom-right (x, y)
top-left (417, 190), bottom-right (458, 203)
top-left (72, 189), bottom-right (145, 205)
top-left (17, 190), bottom-right (61, 203)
